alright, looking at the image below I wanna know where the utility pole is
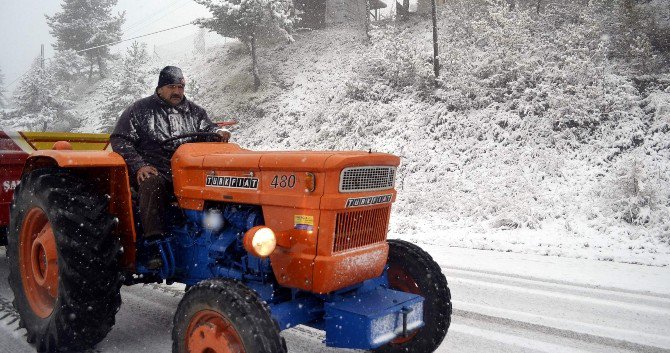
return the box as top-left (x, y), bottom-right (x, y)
top-left (401, 0), bottom-right (410, 21)
top-left (431, 0), bottom-right (439, 77)
top-left (40, 44), bottom-right (45, 69)
top-left (40, 43), bottom-right (47, 132)
top-left (365, 0), bottom-right (371, 40)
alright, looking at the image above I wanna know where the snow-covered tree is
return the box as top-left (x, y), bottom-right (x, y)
top-left (50, 49), bottom-right (88, 83)
top-left (10, 59), bottom-right (62, 131)
top-left (0, 67), bottom-right (6, 109)
top-left (101, 42), bottom-right (151, 132)
top-left (46, 0), bottom-right (125, 80)
top-left (195, 0), bottom-right (295, 89)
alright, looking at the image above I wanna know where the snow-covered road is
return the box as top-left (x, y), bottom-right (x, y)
top-left (1, 246), bottom-right (669, 353)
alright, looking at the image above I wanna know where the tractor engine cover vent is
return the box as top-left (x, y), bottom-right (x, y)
top-left (339, 166), bottom-right (396, 193)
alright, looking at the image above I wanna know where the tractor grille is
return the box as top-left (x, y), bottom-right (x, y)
top-left (333, 207), bottom-right (391, 253)
top-left (339, 166), bottom-right (396, 193)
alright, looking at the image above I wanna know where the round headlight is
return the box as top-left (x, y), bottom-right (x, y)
top-left (243, 226), bottom-right (277, 258)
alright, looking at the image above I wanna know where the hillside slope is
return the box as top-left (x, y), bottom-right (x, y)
top-left (71, 4), bottom-right (670, 265)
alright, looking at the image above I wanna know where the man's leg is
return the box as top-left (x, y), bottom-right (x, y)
top-left (138, 174), bottom-right (172, 238)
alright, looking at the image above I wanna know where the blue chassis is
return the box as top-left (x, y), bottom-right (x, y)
top-left (135, 206), bottom-right (425, 350)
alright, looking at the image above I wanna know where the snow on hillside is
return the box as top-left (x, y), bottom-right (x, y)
top-left (70, 5), bottom-right (670, 266)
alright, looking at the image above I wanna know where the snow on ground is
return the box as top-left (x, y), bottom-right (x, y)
top-left (391, 216), bottom-right (670, 267)
top-left (63, 9), bottom-right (670, 266)
top-left (423, 244), bottom-right (670, 295)
top-left (2, 245), bottom-right (669, 352)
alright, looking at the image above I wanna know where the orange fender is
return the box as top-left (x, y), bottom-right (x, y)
top-left (24, 151), bottom-right (138, 270)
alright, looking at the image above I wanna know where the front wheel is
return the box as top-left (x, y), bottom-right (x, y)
top-left (375, 239), bottom-right (452, 353)
top-left (172, 278), bottom-right (286, 353)
top-left (7, 168), bottom-right (121, 352)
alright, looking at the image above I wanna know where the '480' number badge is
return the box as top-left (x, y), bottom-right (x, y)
top-left (271, 174), bottom-right (296, 189)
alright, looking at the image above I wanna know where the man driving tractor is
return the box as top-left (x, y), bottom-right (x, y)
top-left (9, 66), bottom-right (451, 353)
top-left (110, 66), bottom-right (231, 244)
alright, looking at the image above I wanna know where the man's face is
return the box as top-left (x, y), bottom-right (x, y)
top-left (158, 84), bottom-right (185, 106)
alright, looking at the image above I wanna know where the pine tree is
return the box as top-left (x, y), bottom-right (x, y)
top-left (46, 0), bottom-right (125, 80)
top-left (51, 49), bottom-right (87, 83)
top-left (11, 59), bottom-right (59, 131)
top-left (101, 42), bottom-right (151, 132)
top-left (195, 0), bottom-right (295, 89)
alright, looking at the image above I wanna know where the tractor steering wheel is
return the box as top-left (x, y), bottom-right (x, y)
top-left (160, 132), bottom-right (225, 151)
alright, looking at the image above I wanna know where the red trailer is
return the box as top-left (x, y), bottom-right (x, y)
top-left (0, 128), bottom-right (109, 245)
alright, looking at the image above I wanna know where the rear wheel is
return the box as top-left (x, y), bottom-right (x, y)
top-left (172, 278), bottom-right (286, 353)
top-left (375, 239), bottom-right (452, 353)
top-left (7, 168), bottom-right (121, 352)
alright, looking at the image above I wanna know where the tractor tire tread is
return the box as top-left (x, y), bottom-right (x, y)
top-left (172, 278), bottom-right (287, 353)
top-left (7, 168), bottom-right (121, 353)
top-left (374, 239), bottom-right (452, 353)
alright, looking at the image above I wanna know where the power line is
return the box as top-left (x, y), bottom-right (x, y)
top-left (5, 21), bottom-right (198, 90)
top-left (75, 22), bottom-right (196, 54)
top-left (126, 1), bottom-right (192, 38)
top-left (5, 57), bottom-right (44, 89)
top-left (123, 0), bottom-right (187, 33)
top-left (5, 72), bottom-right (27, 90)
top-left (128, 4), bottom-right (192, 37)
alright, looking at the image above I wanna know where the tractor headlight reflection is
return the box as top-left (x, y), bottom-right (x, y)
top-left (243, 226), bottom-right (277, 258)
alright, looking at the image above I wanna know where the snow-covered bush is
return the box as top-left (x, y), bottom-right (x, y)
top-left (435, 0), bottom-right (627, 134)
top-left (606, 157), bottom-right (653, 225)
top-left (337, 0), bottom-right (670, 246)
top-left (346, 25), bottom-right (435, 103)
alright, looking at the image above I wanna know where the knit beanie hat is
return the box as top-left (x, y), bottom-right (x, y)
top-left (157, 66), bottom-right (185, 89)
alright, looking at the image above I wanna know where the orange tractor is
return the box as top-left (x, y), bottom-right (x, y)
top-left (7, 132), bottom-right (451, 352)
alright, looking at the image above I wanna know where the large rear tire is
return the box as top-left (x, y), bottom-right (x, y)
top-left (172, 278), bottom-right (287, 353)
top-left (375, 239), bottom-right (452, 353)
top-left (7, 168), bottom-right (121, 352)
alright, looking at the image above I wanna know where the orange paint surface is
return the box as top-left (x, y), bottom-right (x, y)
top-left (172, 142), bottom-right (400, 293)
top-left (28, 150), bottom-right (126, 168)
top-left (24, 151), bottom-right (137, 270)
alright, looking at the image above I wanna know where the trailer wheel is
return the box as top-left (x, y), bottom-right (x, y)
top-left (173, 278), bottom-right (286, 353)
top-left (7, 168), bottom-right (121, 352)
top-left (375, 239), bottom-right (452, 353)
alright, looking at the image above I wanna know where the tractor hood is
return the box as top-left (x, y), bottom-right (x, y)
top-left (172, 143), bottom-right (399, 173)
top-left (171, 142), bottom-right (399, 211)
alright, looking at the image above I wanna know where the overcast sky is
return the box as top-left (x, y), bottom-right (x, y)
top-left (0, 0), bottom-right (212, 91)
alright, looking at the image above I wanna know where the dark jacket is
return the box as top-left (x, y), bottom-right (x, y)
top-left (110, 93), bottom-right (218, 180)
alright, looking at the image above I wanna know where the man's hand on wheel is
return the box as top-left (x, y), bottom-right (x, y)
top-left (217, 129), bottom-right (231, 143)
top-left (137, 165), bottom-right (159, 184)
